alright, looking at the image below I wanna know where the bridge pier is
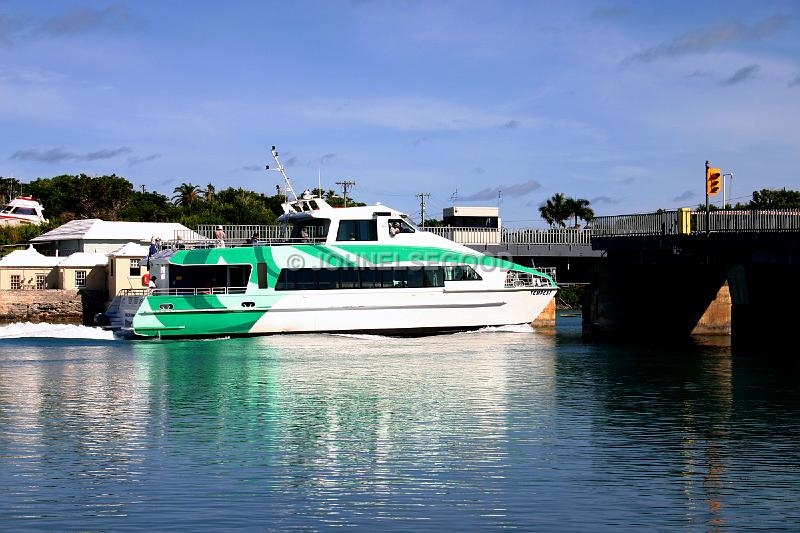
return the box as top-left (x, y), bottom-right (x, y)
top-left (583, 255), bottom-right (731, 340)
top-left (728, 263), bottom-right (800, 349)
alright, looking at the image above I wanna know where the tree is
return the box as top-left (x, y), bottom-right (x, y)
top-left (565, 197), bottom-right (594, 228)
top-left (204, 183), bottom-right (216, 204)
top-left (172, 183), bottom-right (202, 207)
top-left (539, 193), bottom-right (570, 227)
top-left (748, 188), bottom-right (800, 209)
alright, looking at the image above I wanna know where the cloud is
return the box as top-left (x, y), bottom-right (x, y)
top-left (590, 196), bottom-right (622, 205)
top-left (284, 156), bottom-right (298, 167)
top-left (85, 146), bottom-right (132, 160)
top-left (0, 5), bottom-right (136, 45)
top-left (589, 7), bottom-right (629, 19)
top-left (128, 153), bottom-right (162, 166)
top-left (685, 70), bottom-right (712, 79)
top-left (241, 164), bottom-right (263, 172)
top-left (789, 74), bottom-right (800, 88)
top-left (460, 179), bottom-right (541, 201)
top-left (320, 153), bottom-right (336, 165)
top-left (626, 15), bottom-right (789, 63)
top-left (0, 68), bottom-right (64, 84)
top-left (10, 146), bottom-right (132, 163)
top-left (472, 167), bottom-right (486, 175)
top-left (413, 136), bottom-right (430, 146)
top-left (720, 64), bottom-right (759, 86)
top-left (39, 4), bottom-right (133, 36)
top-left (672, 190), bottom-right (696, 202)
top-left (620, 177), bottom-right (636, 185)
top-left (500, 120), bottom-right (520, 130)
top-left (298, 98), bottom-right (519, 132)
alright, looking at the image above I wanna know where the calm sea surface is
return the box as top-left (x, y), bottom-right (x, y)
top-left (1, 316), bottom-right (799, 531)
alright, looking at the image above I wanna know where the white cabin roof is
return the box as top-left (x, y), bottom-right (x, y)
top-left (57, 252), bottom-right (108, 267)
top-left (31, 219), bottom-right (200, 243)
top-left (107, 242), bottom-right (149, 258)
top-left (0, 245), bottom-right (60, 267)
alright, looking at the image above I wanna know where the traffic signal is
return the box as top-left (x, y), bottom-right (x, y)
top-left (706, 167), bottom-right (721, 196)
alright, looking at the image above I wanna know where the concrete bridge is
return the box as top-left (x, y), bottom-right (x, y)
top-left (584, 209), bottom-right (800, 348)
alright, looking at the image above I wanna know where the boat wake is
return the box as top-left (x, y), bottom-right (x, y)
top-left (469, 324), bottom-right (535, 334)
top-left (0, 322), bottom-right (117, 340)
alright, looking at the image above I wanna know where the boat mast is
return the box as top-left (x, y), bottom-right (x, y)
top-left (267, 145), bottom-right (298, 202)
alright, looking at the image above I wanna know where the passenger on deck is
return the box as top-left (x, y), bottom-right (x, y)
top-left (148, 274), bottom-right (158, 293)
top-left (390, 222), bottom-right (401, 237)
top-left (300, 227), bottom-right (310, 242)
top-left (247, 232), bottom-right (259, 246)
top-left (215, 225), bottom-right (226, 248)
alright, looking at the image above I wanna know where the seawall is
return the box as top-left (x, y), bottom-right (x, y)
top-left (0, 290), bottom-right (104, 324)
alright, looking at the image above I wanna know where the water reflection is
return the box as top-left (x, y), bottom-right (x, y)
top-left (1, 328), bottom-right (799, 530)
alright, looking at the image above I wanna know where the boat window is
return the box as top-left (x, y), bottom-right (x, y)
top-left (290, 219), bottom-right (330, 241)
top-left (339, 268), bottom-right (359, 289)
top-left (444, 265), bottom-right (483, 281)
top-left (257, 263), bottom-right (269, 289)
top-left (388, 219), bottom-right (415, 235)
top-left (336, 220), bottom-right (378, 241)
top-left (12, 207), bottom-right (37, 216)
top-left (0, 205), bottom-right (11, 214)
top-left (423, 267), bottom-right (443, 288)
top-left (275, 266), bottom-right (445, 290)
top-left (317, 268), bottom-right (338, 290)
top-left (168, 264), bottom-right (252, 290)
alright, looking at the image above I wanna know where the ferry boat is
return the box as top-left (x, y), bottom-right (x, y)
top-left (0, 197), bottom-right (48, 226)
top-left (103, 149), bottom-right (557, 338)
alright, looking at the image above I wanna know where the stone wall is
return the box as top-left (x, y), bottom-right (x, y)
top-left (0, 289), bottom-right (84, 322)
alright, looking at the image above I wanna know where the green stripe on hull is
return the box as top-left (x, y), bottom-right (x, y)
top-left (334, 245), bottom-right (555, 284)
top-left (292, 245), bottom-right (357, 267)
top-left (134, 308), bottom-right (267, 337)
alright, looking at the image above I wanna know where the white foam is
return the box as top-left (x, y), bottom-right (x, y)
top-left (0, 322), bottom-right (116, 340)
top-left (470, 324), bottom-right (535, 334)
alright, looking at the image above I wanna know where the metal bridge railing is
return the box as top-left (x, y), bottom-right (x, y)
top-left (425, 226), bottom-right (593, 245)
top-left (592, 209), bottom-right (800, 236)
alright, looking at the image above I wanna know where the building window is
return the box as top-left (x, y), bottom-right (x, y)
top-left (75, 270), bottom-right (87, 288)
top-left (129, 259), bottom-right (141, 276)
top-left (36, 273), bottom-right (46, 289)
top-left (10, 274), bottom-right (21, 290)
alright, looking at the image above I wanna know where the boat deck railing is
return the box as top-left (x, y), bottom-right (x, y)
top-left (504, 271), bottom-right (556, 288)
top-left (149, 287), bottom-right (249, 296)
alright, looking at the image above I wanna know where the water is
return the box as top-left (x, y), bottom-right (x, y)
top-left (1, 316), bottom-right (799, 531)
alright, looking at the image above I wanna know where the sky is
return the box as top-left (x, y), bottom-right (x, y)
top-left (1, 0), bottom-right (799, 227)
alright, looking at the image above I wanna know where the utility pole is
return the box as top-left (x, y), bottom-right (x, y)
top-left (141, 184), bottom-right (147, 194)
top-left (416, 193), bottom-right (431, 229)
top-left (336, 180), bottom-right (355, 207)
top-left (705, 160), bottom-right (710, 234)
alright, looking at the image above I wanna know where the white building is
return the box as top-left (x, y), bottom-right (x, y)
top-left (30, 219), bottom-right (203, 256)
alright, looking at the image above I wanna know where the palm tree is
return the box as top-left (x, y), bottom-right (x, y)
top-left (172, 183), bottom-right (201, 207)
top-left (204, 183), bottom-right (216, 203)
top-left (565, 197), bottom-right (594, 228)
top-left (539, 193), bottom-right (570, 227)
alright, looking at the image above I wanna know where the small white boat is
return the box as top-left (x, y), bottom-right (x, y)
top-left (0, 197), bottom-right (48, 226)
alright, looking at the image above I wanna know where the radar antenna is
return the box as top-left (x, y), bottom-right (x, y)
top-left (265, 146), bottom-right (298, 201)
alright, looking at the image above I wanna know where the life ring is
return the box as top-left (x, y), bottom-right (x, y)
top-left (142, 273), bottom-right (151, 286)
